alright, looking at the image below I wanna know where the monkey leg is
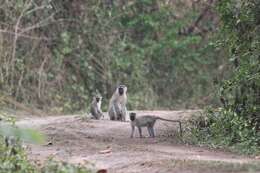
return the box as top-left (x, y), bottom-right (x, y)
top-left (121, 107), bottom-right (127, 121)
top-left (150, 127), bottom-right (155, 138)
top-left (117, 113), bottom-right (122, 121)
top-left (92, 111), bottom-right (99, 120)
top-left (108, 108), bottom-right (116, 120)
top-left (147, 126), bottom-right (155, 138)
top-left (130, 126), bottom-right (135, 138)
top-left (147, 127), bottom-right (152, 137)
top-left (138, 127), bottom-right (143, 138)
top-left (113, 103), bottom-right (122, 121)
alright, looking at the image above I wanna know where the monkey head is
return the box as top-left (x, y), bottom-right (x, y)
top-left (96, 97), bottom-right (100, 102)
top-left (94, 96), bottom-right (102, 103)
top-left (117, 85), bottom-right (127, 96)
top-left (130, 112), bottom-right (136, 121)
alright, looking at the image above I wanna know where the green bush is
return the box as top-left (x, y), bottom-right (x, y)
top-left (0, 0), bottom-right (222, 113)
top-left (0, 111), bottom-right (92, 173)
top-left (189, 107), bottom-right (260, 154)
top-left (190, 0), bottom-right (260, 155)
top-left (0, 138), bottom-right (36, 173)
top-left (0, 137), bottom-right (92, 173)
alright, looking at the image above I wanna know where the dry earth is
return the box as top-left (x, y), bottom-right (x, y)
top-left (17, 110), bottom-right (260, 173)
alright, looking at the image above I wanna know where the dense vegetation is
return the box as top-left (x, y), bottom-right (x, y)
top-left (190, 0), bottom-right (260, 154)
top-left (0, 0), bottom-right (223, 112)
top-left (0, 109), bottom-right (92, 173)
top-left (0, 139), bottom-right (92, 173)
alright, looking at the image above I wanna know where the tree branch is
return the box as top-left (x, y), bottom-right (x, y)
top-left (0, 29), bottom-right (51, 40)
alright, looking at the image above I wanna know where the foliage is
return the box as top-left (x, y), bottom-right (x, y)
top-left (0, 123), bottom-right (45, 144)
top-left (189, 107), bottom-right (260, 154)
top-left (0, 138), bottom-right (36, 173)
top-left (217, 0), bottom-right (260, 127)
top-left (0, 101), bottom-right (91, 172)
top-left (0, 0), bottom-right (222, 113)
top-left (0, 137), bottom-right (92, 173)
top-left (190, 0), bottom-right (260, 154)
top-left (0, 105), bottom-right (45, 144)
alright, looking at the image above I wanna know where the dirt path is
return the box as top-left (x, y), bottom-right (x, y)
top-left (17, 110), bottom-right (260, 173)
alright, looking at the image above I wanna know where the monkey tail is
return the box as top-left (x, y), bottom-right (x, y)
top-left (156, 117), bottom-right (183, 137)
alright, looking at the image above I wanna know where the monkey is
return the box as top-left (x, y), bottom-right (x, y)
top-left (108, 85), bottom-right (128, 121)
top-left (90, 95), bottom-right (104, 120)
top-left (129, 112), bottom-right (182, 138)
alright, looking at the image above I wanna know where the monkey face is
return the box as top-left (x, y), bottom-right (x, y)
top-left (118, 87), bottom-right (124, 95)
top-left (118, 85), bottom-right (127, 96)
top-left (130, 112), bottom-right (136, 121)
top-left (94, 96), bottom-right (102, 103)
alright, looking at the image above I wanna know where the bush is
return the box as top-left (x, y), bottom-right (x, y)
top-left (0, 137), bottom-right (92, 173)
top-left (189, 107), bottom-right (260, 154)
top-left (0, 137), bottom-right (36, 173)
top-left (0, 111), bottom-right (92, 173)
top-left (190, 0), bottom-right (260, 155)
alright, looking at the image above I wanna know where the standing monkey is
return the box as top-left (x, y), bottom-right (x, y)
top-left (90, 95), bottom-right (104, 120)
top-left (108, 85), bottom-right (128, 121)
top-left (129, 112), bottom-right (182, 138)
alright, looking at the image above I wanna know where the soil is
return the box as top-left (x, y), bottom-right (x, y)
top-left (17, 110), bottom-right (260, 173)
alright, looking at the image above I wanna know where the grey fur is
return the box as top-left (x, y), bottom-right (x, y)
top-left (130, 113), bottom-right (182, 138)
top-left (108, 85), bottom-right (127, 121)
top-left (90, 96), bottom-right (103, 120)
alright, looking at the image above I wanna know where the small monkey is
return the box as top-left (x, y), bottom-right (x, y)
top-left (130, 112), bottom-right (182, 138)
top-left (108, 85), bottom-right (128, 121)
top-left (90, 95), bottom-right (104, 120)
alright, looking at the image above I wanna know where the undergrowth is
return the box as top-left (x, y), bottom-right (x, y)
top-left (0, 137), bottom-right (93, 173)
top-left (187, 107), bottom-right (260, 155)
top-left (0, 111), bottom-right (92, 173)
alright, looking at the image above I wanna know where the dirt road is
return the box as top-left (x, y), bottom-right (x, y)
top-left (17, 110), bottom-right (260, 173)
